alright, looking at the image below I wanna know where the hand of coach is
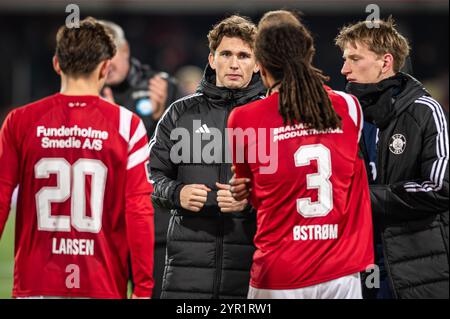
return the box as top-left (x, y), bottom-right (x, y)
top-left (180, 183), bottom-right (248, 213)
top-left (180, 184), bottom-right (211, 212)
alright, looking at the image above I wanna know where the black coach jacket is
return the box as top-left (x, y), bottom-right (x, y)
top-left (149, 65), bottom-right (265, 298)
top-left (349, 73), bottom-right (449, 299)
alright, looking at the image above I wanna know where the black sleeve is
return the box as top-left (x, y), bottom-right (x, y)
top-left (148, 103), bottom-right (184, 210)
top-left (371, 101), bottom-right (449, 220)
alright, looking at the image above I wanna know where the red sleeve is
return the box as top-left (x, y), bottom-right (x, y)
top-left (0, 111), bottom-right (19, 238)
top-left (125, 186), bottom-right (154, 297)
top-left (125, 117), bottom-right (155, 297)
top-left (227, 108), bottom-right (260, 208)
top-left (351, 94), bottom-right (364, 142)
top-left (227, 108), bottom-right (253, 180)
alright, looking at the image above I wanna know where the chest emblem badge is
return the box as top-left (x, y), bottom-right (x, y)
top-left (389, 134), bottom-right (406, 155)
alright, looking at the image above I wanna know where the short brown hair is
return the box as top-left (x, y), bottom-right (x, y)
top-left (207, 15), bottom-right (257, 53)
top-left (55, 17), bottom-right (116, 77)
top-left (335, 17), bottom-right (410, 73)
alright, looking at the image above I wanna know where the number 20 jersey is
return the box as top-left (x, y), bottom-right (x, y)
top-left (0, 94), bottom-right (153, 298)
top-left (228, 87), bottom-right (374, 290)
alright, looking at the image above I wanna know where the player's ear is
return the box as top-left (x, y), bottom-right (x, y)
top-left (259, 65), bottom-right (267, 78)
top-left (259, 65), bottom-right (271, 89)
top-left (208, 52), bottom-right (216, 70)
top-left (381, 53), bottom-right (394, 75)
top-left (99, 60), bottom-right (111, 80)
top-left (52, 56), bottom-right (61, 75)
top-left (254, 61), bottom-right (260, 73)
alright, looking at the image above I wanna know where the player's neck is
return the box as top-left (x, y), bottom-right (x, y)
top-left (267, 81), bottom-right (280, 96)
top-left (60, 77), bottom-right (101, 96)
top-left (262, 72), bottom-right (279, 95)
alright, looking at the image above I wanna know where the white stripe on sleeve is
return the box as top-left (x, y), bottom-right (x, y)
top-left (335, 91), bottom-right (358, 127)
top-left (403, 96), bottom-right (448, 192)
top-left (129, 120), bottom-right (147, 151)
top-left (127, 145), bottom-right (150, 170)
top-left (119, 106), bottom-right (133, 142)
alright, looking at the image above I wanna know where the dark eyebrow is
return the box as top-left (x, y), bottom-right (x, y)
top-left (218, 50), bottom-right (251, 56)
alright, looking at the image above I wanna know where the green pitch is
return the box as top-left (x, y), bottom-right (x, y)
top-left (0, 210), bottom-right (14, 299)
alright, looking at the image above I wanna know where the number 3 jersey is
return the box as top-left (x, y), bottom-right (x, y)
top-left (0, 93), bottom-right (154, 298)
top-left (228, 87), bottom-right (374, 290)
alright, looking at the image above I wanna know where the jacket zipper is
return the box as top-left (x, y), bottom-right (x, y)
top-left (377, 126), bottom-right (400, 298)
top-left (380, 232), bottom-right (399, 298)
top-left (212, 106), bottom-right (232, 298)
top-left (375, 129), bottom-right (384, 184)
top-left (213, 214), bottom-right (224, 298)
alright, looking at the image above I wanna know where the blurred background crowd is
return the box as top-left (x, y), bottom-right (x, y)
top-left (0, 0), bottom-right (448, 123)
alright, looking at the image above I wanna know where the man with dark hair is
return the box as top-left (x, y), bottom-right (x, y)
top-left (335, 18), bottom-right (449, 299)
top-left (149, 15), bottom-right (265, 299)
top-left (0, 17), bottom-right (154, 299)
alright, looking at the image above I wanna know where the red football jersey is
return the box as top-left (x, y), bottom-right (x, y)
top-left (228, 87), bottom-right (374, 290)
top-left (0, 93), bottom-right (154, 298)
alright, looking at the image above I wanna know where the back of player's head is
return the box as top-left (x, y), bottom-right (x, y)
top-left (335, 17), bottom-right (410, 73)
top-left (255, 10), bottom-right (341, 130)
top-left (256, 11), bottom-right (316, 75)
top-left (55, 17), bottom-right (116, 77)
top-left (207, 15), bottom-right (257, 53)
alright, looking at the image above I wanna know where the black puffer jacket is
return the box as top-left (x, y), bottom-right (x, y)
top-left (348, 73), bottom-right (449, 299)
top-left (149, 66), bottom-right (265, 299)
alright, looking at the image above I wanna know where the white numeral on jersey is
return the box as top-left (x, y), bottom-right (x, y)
top-left (35, 159), bottom-right (71, 231)
top-left (294, 144), bottom-right (333, 218)
top-left (35, 158), bottom-right (107, 233)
